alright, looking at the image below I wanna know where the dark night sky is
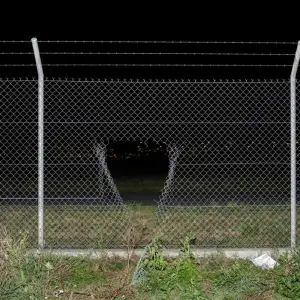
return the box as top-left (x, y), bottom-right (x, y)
top-left (0, 10), bottom-right (299, 79)
top-left (0, 39), bottom-right (298, 79)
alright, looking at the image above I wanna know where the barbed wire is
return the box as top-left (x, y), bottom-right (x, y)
top-left (0, 52), bottom-right (294, 56)
top-left (38, 63), bottom-right (295, 67)
top-left (0, 64), bottom-right (36, 67)
top-left (0, 41), bottom-right (31, 43)
top-left (0, 52), bottom-right (33, 55)
top-left (0, 63), bottom-right (293, 67)
top-left (0, 41), bottom-right (296, 69)
top-left (41, 52), bottom-right (295, 56)
top-left (37, 40), bottom-right (298, 44)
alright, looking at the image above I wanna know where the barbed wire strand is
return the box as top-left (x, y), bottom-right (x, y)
top-left (37, 63), bottom-right (295, 67)
top-left (0, 41), bottom-right (31, 43)
top-left (0, 52), bottom-right (295, 56)
top-left (37, 40), bottom-right (297, 44)
top-left (0, 63), bottom-right (293, 67)
top-left (39, 52), bottom-right (295, 56)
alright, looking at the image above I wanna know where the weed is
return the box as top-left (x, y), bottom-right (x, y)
top-left (274, 248), bottom-right (300, 299)
top-left (4, 228), bottom-right (300, 299)
top-left (179, 234), bottom-right (196, 259)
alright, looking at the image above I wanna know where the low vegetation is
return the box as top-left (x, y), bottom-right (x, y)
top-left (2, 228), bottom-right (300, 299)
top-left (0, 202), bottom-right (295, 249)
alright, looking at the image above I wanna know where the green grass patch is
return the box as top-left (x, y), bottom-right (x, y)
top-left (0, 203), bottom-right (297, 248)
top-left (134, 237), bottom-right (295, 299)
top-left (3, 231), bottom-right (300, 299)
top-left (115, 175), bottom-right (166, 192)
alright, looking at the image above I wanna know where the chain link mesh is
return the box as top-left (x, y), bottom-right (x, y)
top-left (0, 79), bottom-right (38, 247)
top-left (0, 78), bottom-right (299, 248)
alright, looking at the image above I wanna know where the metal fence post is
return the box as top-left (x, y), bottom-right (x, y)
top-left (31, 38), bottom-right (44, 249)
top-left (291, 41), bottom-right (300, 249)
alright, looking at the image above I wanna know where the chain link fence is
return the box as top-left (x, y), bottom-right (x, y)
top-left (0, 79), bottom-right (38, 247)
top-left (0, 77), bottom-right (299, 248)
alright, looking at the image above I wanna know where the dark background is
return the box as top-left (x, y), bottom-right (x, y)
top-left (0, 40), bottom-right (298, 79)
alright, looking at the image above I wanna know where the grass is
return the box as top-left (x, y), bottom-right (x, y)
top-left (114, 175), bottom-right (166, 192)
top-left (2, 230), bottom-right (300, 299)
top-left (0, 228), bottom-right (135, 299)
top-left (0, 174), bottom-right (300, 248)
top-left (0, 175), bottom-right (296, 248)
top-left (0, 202), bottom-right (297, 249)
